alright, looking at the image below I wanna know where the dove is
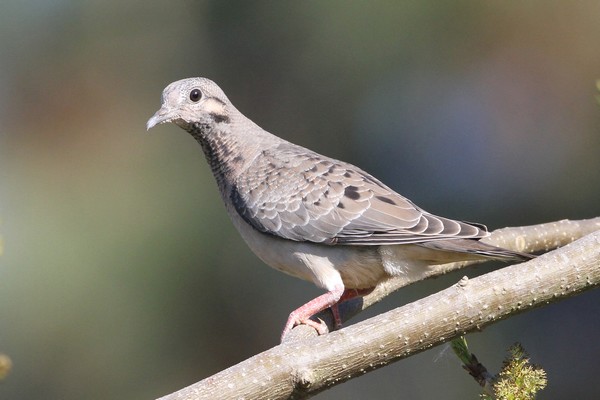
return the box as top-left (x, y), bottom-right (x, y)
top-left (147, 77), bottom-right (533, 341)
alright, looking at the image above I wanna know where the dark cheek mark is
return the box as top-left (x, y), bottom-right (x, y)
top-left (210, 113), bottom-right (230, 124)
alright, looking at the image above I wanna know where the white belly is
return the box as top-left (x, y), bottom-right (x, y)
top-left (228, 208), bottom-right (388, 291)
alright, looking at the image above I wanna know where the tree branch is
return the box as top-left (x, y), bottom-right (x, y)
top-left (157, 218), bottom-right (600, 400)
top-left (287, 217), bottom-right (600, 341)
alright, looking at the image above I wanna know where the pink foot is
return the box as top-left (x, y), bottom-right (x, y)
top-left (280, 287), bottom-right (375, 341)
top-left (281, 286), bottom-right (344, 341)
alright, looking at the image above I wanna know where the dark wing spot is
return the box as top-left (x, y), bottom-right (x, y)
top-left (375, 195), bottom-right (396, 205)
top-left (344, 172), bottom-right (352, 178)
top-left (344, 185), bottom-right (361, 200)
top-left (337, 202), bottom-right (346, 209)
top-left (232, 155), bottom-right (245, 164)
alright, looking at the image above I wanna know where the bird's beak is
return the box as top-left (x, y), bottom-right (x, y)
top-left (146, 107), bottom-right (174, 131)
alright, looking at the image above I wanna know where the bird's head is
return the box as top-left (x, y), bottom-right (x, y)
top-left (146, 77), bottom-right (231, 132)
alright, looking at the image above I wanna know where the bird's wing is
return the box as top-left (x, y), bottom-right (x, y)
top-left (231, 143), bottom-right (488, 245)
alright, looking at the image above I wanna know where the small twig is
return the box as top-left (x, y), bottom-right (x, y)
top-left (451, 336), bottom-right (494, 395)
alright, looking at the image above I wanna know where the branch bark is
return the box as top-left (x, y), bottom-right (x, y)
top-left (157, 218), bottom-right (600, 400)
top-left (287, 217), bottom-right (600, 340)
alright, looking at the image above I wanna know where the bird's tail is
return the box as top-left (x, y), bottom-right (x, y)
top-left (418, 238), bottom-right (535, 262)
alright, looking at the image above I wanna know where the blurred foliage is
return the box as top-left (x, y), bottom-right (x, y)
top-left (452, 338), bottom-right (547, 400)
top-left (0, 354), bottom-right (11, 381)
top-left (482, 344), bottom-right (547, 400)
top-left (0, 225), bottom-right (8, 381)
top-left (0, 1), bottom-right (599, 399)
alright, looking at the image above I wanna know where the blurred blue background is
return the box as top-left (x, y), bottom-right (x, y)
top-left (1, 1), bottom-right (599, 399)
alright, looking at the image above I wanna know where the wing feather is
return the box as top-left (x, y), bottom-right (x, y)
top-left (231, 143), bottom-right (488, 245)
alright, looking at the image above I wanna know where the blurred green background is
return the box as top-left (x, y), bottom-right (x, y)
top-left (1, 1), bottom-right (599, 399)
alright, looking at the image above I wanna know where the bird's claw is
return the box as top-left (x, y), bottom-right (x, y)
top-left (281, 316), bottom-right (329, 342)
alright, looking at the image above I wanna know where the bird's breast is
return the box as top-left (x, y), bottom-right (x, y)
top-left (225, 204), bottom-right (387, 291)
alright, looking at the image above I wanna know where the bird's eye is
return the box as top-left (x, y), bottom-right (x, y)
top-left (190, 89), bottom-right (202, 102)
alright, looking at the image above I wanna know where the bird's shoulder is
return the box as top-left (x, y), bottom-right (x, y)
top-left (229, 142), bottom-right (440, 244)
top-left (238, 142), bottom-right (394, 200)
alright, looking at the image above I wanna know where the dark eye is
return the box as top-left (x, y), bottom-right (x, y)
top-left (190, 89), bottom-right (202, 102)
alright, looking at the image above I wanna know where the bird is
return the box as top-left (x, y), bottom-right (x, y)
top-left (147, 77), bottom-right (534, 341)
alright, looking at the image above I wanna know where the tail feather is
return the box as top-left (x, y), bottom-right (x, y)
top-left (418, 238), bottom-right (535, 262)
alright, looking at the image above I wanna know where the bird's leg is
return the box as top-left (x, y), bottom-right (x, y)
top-left (330, 288), bottom-right (375, 329)
top-left (281, 285), bottom-right (344, 341)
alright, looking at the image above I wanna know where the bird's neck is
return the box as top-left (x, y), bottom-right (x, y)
top-left (186, 117), bottom-right (283, 194)
top-left (187, 122), bottom-right (241, 187)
